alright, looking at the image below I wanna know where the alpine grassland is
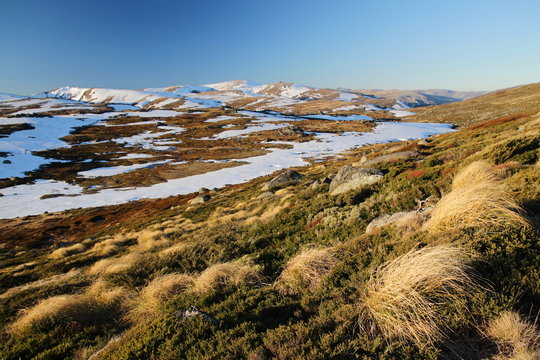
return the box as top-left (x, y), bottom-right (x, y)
top-left (0, 84), bottom-right (539, 359)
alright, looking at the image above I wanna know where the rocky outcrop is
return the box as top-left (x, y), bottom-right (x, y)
top-left (262, 170), bottom-right (302, 191)
top-left (329, 166), bottom-right (383, 195)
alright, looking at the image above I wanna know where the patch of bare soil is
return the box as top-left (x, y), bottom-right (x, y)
top-left (0, 122), bottom-right (34, 136)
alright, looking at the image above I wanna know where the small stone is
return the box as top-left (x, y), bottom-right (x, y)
top-left (190, 194), bottom-right (211, 204)
top-left (257, 191), bottom-right (274, 199)
top-left (198, 187), bottom-right (209, 194)
top-left (262, 170), bottom-right (303, 191)
top-left (3, 160), bottom-right (11, 164)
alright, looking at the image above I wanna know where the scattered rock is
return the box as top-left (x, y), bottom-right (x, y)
top-left (3, 160), bottom-right (11, 164)
top-left (329, 166), bottom-right (383, 195)
top-left (417, 138), bottom-right (431, 146)
top-left (365, 207), bottom-right (434, 234)
top-left (365, 211), bottom-right (413, 234)
top-left (0, 193), bottom-right (3, 197)
top-left (359, 151), bottom-right (420, 167)
top-left (276, 125), bottom-right (307, 137)
top-left (257, 191), bottom-right (274, 199)
top-left (190, 194), bottom-right (211, 204)
top-left (262, 170), bottom-right (303, 191)
top-left (310, 180), bottom-right (321, 189)
top-left (175, 306), bottom-right (219, 325)
top-left (198, 187), bottom-right (209, 194)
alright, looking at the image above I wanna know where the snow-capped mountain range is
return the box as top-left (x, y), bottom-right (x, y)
top-left (41, 80), bottom-right (484, 114)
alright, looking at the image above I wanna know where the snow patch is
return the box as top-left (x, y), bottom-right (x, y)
top-left (0, 121), bottom-right (454, 219)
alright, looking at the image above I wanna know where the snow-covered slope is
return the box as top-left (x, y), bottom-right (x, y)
top-left (50, 87), bottom-right (164, 107)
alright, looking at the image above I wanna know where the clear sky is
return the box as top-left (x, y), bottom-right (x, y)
top-left (1, 0), bottom-right (539, 95)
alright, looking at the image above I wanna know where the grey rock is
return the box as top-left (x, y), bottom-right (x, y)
top-left (190, 194), bottom-right (211, 204)
top-left (198, 187), bottom-right (209, 194)
top-left (417, 138), bottom-right (431, 146)
top-left (365, 207), bottom-right (434, 234)
top-left (262, 170), bottom-right (303, 191)
top-left (329, 166), bottom-right (383, 195)
top-left (310, 180), bottom-right (321, 189)
top-left (365, 211), bottom-right (412, 234)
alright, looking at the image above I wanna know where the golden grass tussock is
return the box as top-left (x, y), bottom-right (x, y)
top-left (49, 243), bottom-right (86, 259)
top-left (358, 245), bottom-right (482, 346)
top-left (245, 202), bottom-right (291, 225)
top-left (192, 261), bottom-right (264, 294)
top-left (486, 311), bottom-right (540, 360)
top-left (88, 253), bottom-right (142, 275)
top-left (128, 273), bottom-right (194, 321)
top-left (424, 161), bottom-right (530, 232)
top-left (91, 235), bottom-right (130, 256)
top-left (86, 279), bottom-right (130, 304)
top-left (8, 295), bottom-right (100, 335)
top-left (8, 278), bottom-right (129, 336)
top-left (135, 229), bottom-right (170, 251)
top-left (451, 160), bottom-right (501, 189)
top-left (275, 247), bottom-right (337, 295)
top-left (159, 241), bottom-right (195, 257)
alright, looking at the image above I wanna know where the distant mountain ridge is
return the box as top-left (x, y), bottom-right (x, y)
top-left (9, 80), bottom-right (487, 116)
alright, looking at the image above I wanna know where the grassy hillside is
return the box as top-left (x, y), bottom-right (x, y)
top-left (409, 82), bottom-right (540, 127)
top-left (0, 84), bottom-right (539, 359)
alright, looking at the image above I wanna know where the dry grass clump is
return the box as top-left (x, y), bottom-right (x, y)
top-left (91, 233), bottom-right (132, 256)
top-left (49, 243), bottom-right (86, 259)
top-left (275, 247), bottom-right (337, 295)
top-left (358, 245), bottom-right (482, 346)
top-left (88, 253), bottom-right (142, 275)
top-left (424, 161), bottom-right (529, 232)
top-left (486, 311), bottom-right (540, 360)
top-left (192, 261), bottom-right (263, 294)
top-left (159, 242), bottom-right (195, 257)
top-left (135, 230), bottom-right (170, 251)
top-left (8, 295), bottom-right (99, 335)
top-left (128, 273), bottom-right (194, 321)
top-left (8, 280), bottom-right (128, 336)
top-left (86, 279), bottom-right (130, 304)
top-left (451, 161), bottom-right (500, 189)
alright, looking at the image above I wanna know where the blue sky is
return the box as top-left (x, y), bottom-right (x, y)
top-left (1, 0), bottom-right (539, 94)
